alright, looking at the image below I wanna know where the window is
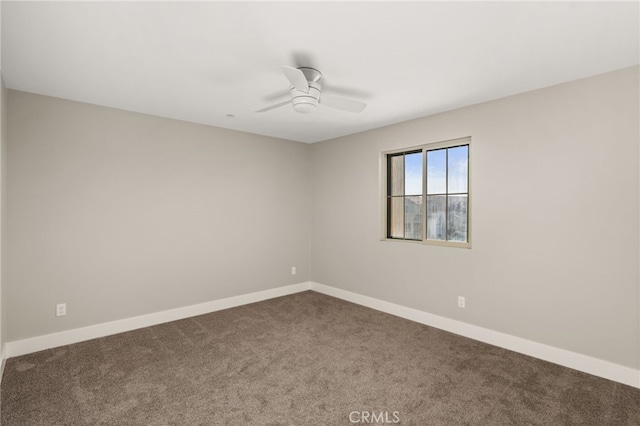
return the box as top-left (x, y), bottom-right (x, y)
top-left (384, 138), bottom-right (470, 247)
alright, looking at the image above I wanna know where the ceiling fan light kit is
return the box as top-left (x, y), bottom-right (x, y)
top-left (290, 81), bottom-right (320, 113)
top-left (256, 65), bottom-right (367, 114)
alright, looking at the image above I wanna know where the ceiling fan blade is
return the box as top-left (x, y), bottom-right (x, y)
top-left (282, 66), bottom-right (309, 92)
top-left (263, 89), bottom-right (291, 102)
top-left (255, 99), bottom-right (292, 113)
top-left (321, 94), bottom-right (367, 113)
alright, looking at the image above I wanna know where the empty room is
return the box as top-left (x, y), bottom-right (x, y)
top-left (0, 1), bottom-right (638, 425)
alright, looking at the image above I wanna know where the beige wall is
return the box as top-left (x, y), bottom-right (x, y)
top-left (310, 66), bottom-right (640, 368)
top-left (0, 3), bottom-right (5, 372)
top-left (1, 76), bottom-right (6, 363)
top-left (0, 0), bottom-right (5, 369)
top-left (6, 91), bottom-right (310, 341)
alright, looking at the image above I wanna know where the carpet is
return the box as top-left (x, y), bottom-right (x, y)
top-left (1, 291), bottom-right (638, 425)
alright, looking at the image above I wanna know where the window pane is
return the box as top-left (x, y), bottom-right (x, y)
top-left (404, 196), bottom-right (423, 240)
top-left (390, 155), bottom-right (404, 196)
top-left (427, 149), bottom-right (446, 195)
top-left (448, 145), bottom-right (468, 194)
top-left (389, 197), bottom-right (404, 238)
top-left (426, 195), bottom-right (446, 240)
top-left (447, 195), bottom-right (468, 242)
top-left (404, 152), bottom-right (422, 196)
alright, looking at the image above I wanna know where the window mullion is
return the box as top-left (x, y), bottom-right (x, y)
top-left (386, 155), bottom-right (391, 238)
top-left (422, 149), bottom-right (427, 242)
top-left (445, 148), bottom-right (449, 242)
top-left (402, 153), bottom-right (406, 240)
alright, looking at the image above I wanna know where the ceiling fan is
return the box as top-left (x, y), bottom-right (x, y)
top-left (256, 66), bottom-right (367, 114)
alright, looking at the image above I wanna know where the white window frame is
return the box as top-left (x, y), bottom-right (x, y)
top-left (380, 136), bottom-right (471, 249)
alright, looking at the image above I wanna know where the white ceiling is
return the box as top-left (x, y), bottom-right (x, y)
top-left (2, 1), bottom-right (639, 143)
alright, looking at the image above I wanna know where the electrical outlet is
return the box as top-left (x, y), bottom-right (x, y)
top-left (457, 296), bottom-right (466, 309)
top-left (291, 266), bottom-right (297, 275)
top-left (56, 303), bottom-right (67, 317)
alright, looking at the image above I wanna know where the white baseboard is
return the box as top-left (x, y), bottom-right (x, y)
top-left (6, 282), bottom-right (312, 358)
top-left (5, 280), bottom-right (638, 389)
top-left (0, 346), bottom-right (5, 385)
top-left (309, 282), bottom-right (640, 389)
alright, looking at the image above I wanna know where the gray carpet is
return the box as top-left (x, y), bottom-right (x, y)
top-left (1, 291), bottom-right (638, 425)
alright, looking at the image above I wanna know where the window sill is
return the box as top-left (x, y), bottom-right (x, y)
top-left (380, 238), bottom-right (471, 249)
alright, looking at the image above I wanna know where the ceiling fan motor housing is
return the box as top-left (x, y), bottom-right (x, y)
top-left (257, 65), bottom-right (365, 114)
top-left (290, 81), bottom-right (321, 113)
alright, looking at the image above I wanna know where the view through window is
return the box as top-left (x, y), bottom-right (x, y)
top-left (385, 138), bottom-right (470, 246)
